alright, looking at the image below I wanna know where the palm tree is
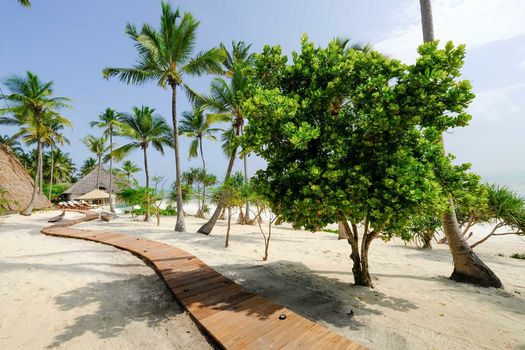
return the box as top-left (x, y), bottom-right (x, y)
top-left (80, 157), bottom-right (97, 177)
top-left (113, 106), bottom-right (172, 222)
top-left (182, 167), bottom-right (201, 214)
top-left (120, 160), bottom-right (141, 187)
top-left (179, 107), bottom-right (225, 216)
top-left (197, 63), bottom-right (251, 234)
top-left (418, 0), bottom-right (501, 287)
top-left (83, 135), bottom-right (108, 189)
top-left (44, 119), bottom-right (70, 200)
top-left (17, 0), bottom-right (31, 7)
top-left (90, 108), bottom-right (122, 212)
top-left (103, 2), bottom-right (225, 232)
top-left (220, 41), bottom-right (254, 77)
top-left (0, 71), bottom-right (71, 215)
top-left (44, 149), bottom-right (76, 184)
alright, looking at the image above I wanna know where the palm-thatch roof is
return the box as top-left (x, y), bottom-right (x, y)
top-left (0, 144), bottom-right (51, 212)
top-left (64, 167), bottom-right (118, 196)
top-left (77, 189), bottom-right (109, 200)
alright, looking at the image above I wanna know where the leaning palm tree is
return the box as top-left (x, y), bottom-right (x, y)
top-left (120, 160), bottom-right (141, 187)
top-left (113, 106), bottom-right (172, 222)
top-left (83, 135), bottom-right (108, 189)
top-left (0, 71), bottom-right (71, 215)
top-left (418, 0), bottom-right (501, 287)
top-left (196, 63), bottom-right (251, 234)
top-left (90, 108), bottom-right (122, 212)
top-left (103, 2), bottom-right (225, 232)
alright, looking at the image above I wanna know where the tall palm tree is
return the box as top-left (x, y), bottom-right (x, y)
top-left (113, 106), bottom-right (172, 222)
top-left (0, 134), bottom-right (23, 154)
top-left (120, 160), bottom-right (141, 187)
top-left (44, 149), bottom-right (76, 184)
top-left (0, 71), bottom-right (71, 215)
top-left (418, 0), bottom-right (501, 287)
top-left (80, 157), bottom-right (97, 177)
top-left (83, 135), bottom-right (108, 189)
top-left (103, 2), bottom-right (225, 232)
top-left (44, 119), bottom-right (70, 200)
top-left (197, 63), bottom-right (251, 234)
top-left (179, 107), bottom-right (225, 216)
top-left (90, 108), bottom-right (122, 212)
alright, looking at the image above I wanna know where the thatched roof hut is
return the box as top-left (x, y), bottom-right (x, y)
top-left (64, 167), bottom-right (118, 200)
top-left (0, 144), bottom-right (51, 213)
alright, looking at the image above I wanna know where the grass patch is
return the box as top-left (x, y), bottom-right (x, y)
top-left (322, 228), bottom-right (338, 234)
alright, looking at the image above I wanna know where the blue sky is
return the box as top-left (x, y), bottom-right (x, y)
top-left (1, 0), bottom-right (524, 186)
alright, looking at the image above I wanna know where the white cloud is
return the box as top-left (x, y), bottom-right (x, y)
top-left (374, 0), bottom-right (525, 62)
top-left (469, 83), bottom-right (525, 121)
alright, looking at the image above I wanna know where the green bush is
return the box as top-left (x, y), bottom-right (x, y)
top-left (510, 253), bottom-right (525, 260)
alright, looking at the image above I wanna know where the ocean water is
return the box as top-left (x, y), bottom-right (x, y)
top-left (480, 171), bottom-right (525, 197)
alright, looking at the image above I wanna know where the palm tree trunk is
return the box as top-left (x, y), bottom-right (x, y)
top-left (48, 148), bottom-right (54, 201)
top-left (22, 140), bottom-right (42, 216)
top-left (38, 148), bottom-right (43, 194)
top-left (197, 146), bottom-right (238, 235)
top-left (419, 0), bottom-right (502, 288)
top-left (171, 85), bottom-right (186, 232)
top-left (109, 130), bottom-right (115, 212)
top-left (240, 123), bottom-right (250, 224)
top-left (143, 147), bottom-right (150, 222)
top-left (199, 136), bottom-right (206, 216)
top-left (96, 155), bottom-right (101, 189)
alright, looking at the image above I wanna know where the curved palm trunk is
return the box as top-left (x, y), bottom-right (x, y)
top-left (171, 85), bottom-right (186, 231)
top-left (48, 148), bottom-right (54, 201)
top-left (22, 140), bottom-right (42, 216)
top-left (143, 147), bottom-right (150, 222)
top-left (197, 146), bottom-right (238, 235)
top-left (419, 0), bottom-right (501, 288)
top-left (108, 130), bottom-right (115, 212)
top-left (199, 136), bottom-right (206, 218)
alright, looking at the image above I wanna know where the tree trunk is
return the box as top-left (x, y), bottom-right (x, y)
top-left (143, 147), bottom-right (150, 222)
top-left (109, 130), bottom-right (115, 212)
top-left (171, 85), bottom-right (186, 232)
top-left (418, 0), bottom-right (502, 288)
top-left (38, 148), bottom-right (43, 194)
top-left (96, 155), bottom-right (101, 189)
top-left (422, 230), bottom-right (433, 249)
top-left (197, 146), bottom-right (238, 235)
top-left (199, 136), bottom-right (206, 217)
top-left (241, 124), bottom-right (250, 224)
top-left (22, 140), bottom-right (42, 216)
top-left (442, 200), bottom-right (502, 287)
top-left (225, 207), bottom-right (232, 247)
top-left (48, 148), bottom-right (54, 201)
top-left (263, 219), bottom-right (273, 261)
top-left (340, 217), bottom-right (373, 287)
top-left (338, 221), bottom-right (348, 240)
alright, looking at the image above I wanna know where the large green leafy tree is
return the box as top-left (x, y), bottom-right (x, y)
top-left (103, 2), bottom-right (225, 232)
top-left (197, 42), bottom-right (254, 233)
top-left (113, 106), bottom-right (172, 222)
top-left (90, 108), bottom-right (123, 212)
top-left (242, 37), bottom-right (486, 287)
top-left (0, 71), bottom-right (71, 215)
top-left (418, 0), bottom-right (501, 287)
top-left (83, 135), bottom-right (109, 190)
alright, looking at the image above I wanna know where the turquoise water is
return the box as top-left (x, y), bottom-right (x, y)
top-left (480, 171), bottom-right (525, 197)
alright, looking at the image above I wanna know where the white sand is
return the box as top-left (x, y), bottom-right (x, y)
top-left (2, 210), bottom-right (525, 350)
top-left (0, 211), bottom-right (216, 350)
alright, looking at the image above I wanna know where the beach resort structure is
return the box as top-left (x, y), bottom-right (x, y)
top-left (0, 144), bottom-right (50, 213)
top-left (63, 167), bottom-right (118, 201)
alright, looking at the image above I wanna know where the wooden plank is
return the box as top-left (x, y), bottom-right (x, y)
top-left (40, 210), bottom-right (366, 350)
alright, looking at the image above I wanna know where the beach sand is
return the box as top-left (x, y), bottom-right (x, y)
top-left (1, 210), bottom-right (525, 349)
top-left (0, 211), bottom-right (216, 350)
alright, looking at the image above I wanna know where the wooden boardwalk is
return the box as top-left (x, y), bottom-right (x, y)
top-left (41, 211), bottom-right (366, 350)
